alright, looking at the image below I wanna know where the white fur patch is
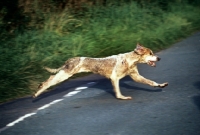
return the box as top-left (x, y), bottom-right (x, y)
top-left (145, 56), bottom-right (158, 62)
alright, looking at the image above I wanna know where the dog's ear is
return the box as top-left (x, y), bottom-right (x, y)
top-left (134, 43), bottom-right (145, 55)
top-left (137, 43), bottom-right (143, 47)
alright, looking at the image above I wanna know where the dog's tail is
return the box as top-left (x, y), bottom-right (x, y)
top-left (43, 66), bottom-right (64, 73)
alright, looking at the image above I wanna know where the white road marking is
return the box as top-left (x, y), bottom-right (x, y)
top-left (2, 81), bottom-right (97, 132)
top-left (87, 82), bottom-right (96, 84)
top-left (37, 104), bottom-right (51, 110)
top-left (75, 86), bottom-right (88, 90)
top-left (7, 112), bottom-right (36, 127)
top-left (49, 99), bottom-right (64, 105)
top-left (63, 90), bottom-right (81, 97)
top-left (38, 99), bottom-right (64, 110)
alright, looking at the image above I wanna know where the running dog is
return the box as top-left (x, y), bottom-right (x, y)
top-left (33, 43), bottom-right (168, 100)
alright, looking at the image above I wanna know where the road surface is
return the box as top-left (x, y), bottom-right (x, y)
top-left (0, 32), bottom-right (200, 135)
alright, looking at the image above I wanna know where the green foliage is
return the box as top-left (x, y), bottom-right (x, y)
top-left (0, 1), bottom-right (200, 103)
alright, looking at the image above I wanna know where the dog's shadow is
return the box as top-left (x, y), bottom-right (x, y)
top-left (32, 76), bottom-right (162, 102)
top-left (120, 82), bottom-right (162, 92)
top-left (192, 81), bottom-right (200, 111)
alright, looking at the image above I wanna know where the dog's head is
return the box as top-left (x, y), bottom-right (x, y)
top-left (134, 43), bottom-right (160, 67)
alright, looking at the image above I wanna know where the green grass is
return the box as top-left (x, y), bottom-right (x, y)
top-left (0, 2), bottom-right (200, 103)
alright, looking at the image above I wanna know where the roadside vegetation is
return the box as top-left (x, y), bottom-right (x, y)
top-left (0, 0), bottom-right (200, 103)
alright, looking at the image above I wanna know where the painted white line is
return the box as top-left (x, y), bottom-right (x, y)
top-left (49, 99), bottom-right (63, 105)
top-left (0, 126), bottom-right (9, 133)
top-left (7, 112), bottom-right (36, 127)
top-left (63, 90), bottom-right (81, 97)
top-left (2, 81), bottom-right (98, 132)
top-left (87, 82), bottom-right (96, 84)
top-left (37, 104), bottom-right (51, 110)
top-left (75, 86), bottom-right (88, 90)
top-left (38, 99), bottom-right (64, 110)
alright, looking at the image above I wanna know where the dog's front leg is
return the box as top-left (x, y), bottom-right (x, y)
top-left (129, 73), bottom-right (168, 88)
top-left (110, 79), bottom-right (132, 100)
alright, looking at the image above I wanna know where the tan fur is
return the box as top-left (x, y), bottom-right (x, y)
top-left (33, 43), bottom-right (168, 100)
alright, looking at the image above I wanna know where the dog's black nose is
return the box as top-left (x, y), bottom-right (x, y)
top-left (157, 57), bottom-right (161, 61)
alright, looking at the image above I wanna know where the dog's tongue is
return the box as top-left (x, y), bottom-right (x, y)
top-left (149, 61), bottom-right (156, 67)
top-left (152, 62), bottom-right (156, 67)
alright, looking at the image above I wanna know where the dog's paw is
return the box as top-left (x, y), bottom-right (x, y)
top-left (159, 82), bottom-right (168, 88)
top-left (32, 94), bottom-right (36, 98)
top-left (117, 95), bottom-right (132, 100)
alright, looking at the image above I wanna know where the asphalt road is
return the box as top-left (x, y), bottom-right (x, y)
top-left (0, 32), bottom-right (200, 135)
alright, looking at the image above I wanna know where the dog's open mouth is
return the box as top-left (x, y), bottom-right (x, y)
top-left (147, 61), bottom-right (156, 67)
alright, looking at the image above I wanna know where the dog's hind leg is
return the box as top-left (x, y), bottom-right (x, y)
top-left (33, 70), bottom-right (72, 98)
top-left (110, 79), bottom-right (132, 100)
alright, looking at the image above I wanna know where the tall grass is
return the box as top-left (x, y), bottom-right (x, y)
top-left (0, 1), bottom-right (200, 103)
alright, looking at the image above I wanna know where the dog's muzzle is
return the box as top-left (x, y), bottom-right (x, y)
top-left (147, 56), bottom-right (160, 67)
